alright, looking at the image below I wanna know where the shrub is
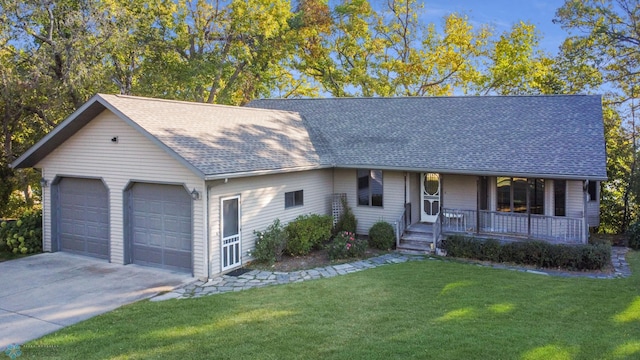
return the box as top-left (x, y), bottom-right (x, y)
top-left (327, 231), bottom-right (367, 260)
top-left (334, 197), bottom-right (357, 234)
top-left (628, 221), bottom-right (640, 250)
top-left (440, 235), bottom-right (611, 271)
top-left (285, 214), bottom-right (332, 256)
top-left (368, 221), bottom-right (395, 250)
top-left (251, 219), bottom-right (287, 264)
top-left (0, 210), bottom-right (42, 254)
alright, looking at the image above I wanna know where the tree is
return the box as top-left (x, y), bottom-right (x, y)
top-left (473, 22), bottom-right (560, 95)
top-left (554, 0), bottom-right (640, 232)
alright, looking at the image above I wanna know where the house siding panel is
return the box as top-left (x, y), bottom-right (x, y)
top-left (333, 169), bottom-right (405, 235)
top-left (207, 169), bottom-right (333, 277)
top-left (587, 181), bottom-right (600, 227)
top-left (566, 180), bottom-right (584, 219)
top-left (442, 174), bottom-right (477, 210)
top-left (37, 110), bottom-right (206, 277)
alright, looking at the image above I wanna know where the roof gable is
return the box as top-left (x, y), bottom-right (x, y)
top-left (11, 94), bottom-right (326, 178)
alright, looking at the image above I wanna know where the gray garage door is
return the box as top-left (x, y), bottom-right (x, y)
top-left (129, 183), bottom-right (192, 273)
top-left (57, 178), bottom-right (109, 259)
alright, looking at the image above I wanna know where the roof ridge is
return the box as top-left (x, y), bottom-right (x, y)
top-left (252, 94), bottom-right (598, 101)
top-left (98, 93), bottom-right (302, 115)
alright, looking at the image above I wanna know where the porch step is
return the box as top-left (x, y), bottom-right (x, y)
top-left (397, 239), bottom-right (433, 252)
top-left (398, 223), bottom-right (435, 252)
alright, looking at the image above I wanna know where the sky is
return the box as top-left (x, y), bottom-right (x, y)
top-left (379, 0), bottom-right (570, 56)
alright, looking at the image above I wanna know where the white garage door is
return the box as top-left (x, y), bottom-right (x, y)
top-left (57, 177), bottom-right (109, 259)
top-left (129, 183), bottom-right (192, 273)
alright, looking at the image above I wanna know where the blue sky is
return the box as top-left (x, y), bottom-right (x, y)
top-left (419, 0), bottom-right (568, 55)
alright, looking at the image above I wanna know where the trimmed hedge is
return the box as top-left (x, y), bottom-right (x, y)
top-left (368, 221), bottom-right (395, 250)
top-left (285, 214), bottom-right (332, 256)
top-left (440, 235), bottom-right (611, 271)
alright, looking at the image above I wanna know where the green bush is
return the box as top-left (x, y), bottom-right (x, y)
top-left (334, 197), bottom-right (357, 234)
top-left (251, 219), bottom-right (287, 264)
top-left (285, 214), bottom-right (332, 256)
top-left (628, 221), bottom-right (640, 250)
top-left (441, 235), bottom-right (611, 271)
top-left (327, 231), bottom-right (367, 260)
top-left (368, 221), bottom-right (395, 250)
top-left (0, 210), bottom-right (42, 254)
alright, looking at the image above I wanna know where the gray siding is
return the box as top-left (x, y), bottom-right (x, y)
top-left (207, 169), bottom-right (333, 276)
top-left (566, 180), bottom-right (585, 219)
top-left (442, 174), bottom-right (477, 210)
top-left (38, 110), bottom-right (206, 277)
top-left (333, 169), bottom-right (405, 235)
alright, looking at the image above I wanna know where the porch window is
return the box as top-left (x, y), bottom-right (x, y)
top-left (554, 180), bottom-right (566, 217)
top-left (357, 169), bottom-right (383, 207)
top-left (285, 190), bottom-right (303, 209)
top-left (497, 177), bottom-right (544, 214)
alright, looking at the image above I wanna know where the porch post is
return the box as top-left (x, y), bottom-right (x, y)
top-left (526, 180), bottom-right (531, 238)
top-left (476, 177), bottom-right (480, 235)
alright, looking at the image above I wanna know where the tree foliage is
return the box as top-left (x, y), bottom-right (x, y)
top-left (554, 0), bottom-right (640, 232)
top-left (0, 0), bottom-right (633, 235)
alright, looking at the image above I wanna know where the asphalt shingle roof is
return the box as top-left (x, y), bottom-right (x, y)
top-left (12, 94), bottom-right (607, 181)
top-left (100, 94), bottom-right (327, 176)
top-left (248, 95), bottom-right (607, 180)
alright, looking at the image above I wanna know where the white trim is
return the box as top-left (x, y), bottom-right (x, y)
top-left (220, 195), bottom-right (242, 272)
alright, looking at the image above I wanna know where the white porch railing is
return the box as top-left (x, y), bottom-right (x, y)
top-left (433, 212), bottom-right (441, 247)
top-left (394, 206), bottom-right (408, 249)
top-left (441, 208), bottom-right (585, 243)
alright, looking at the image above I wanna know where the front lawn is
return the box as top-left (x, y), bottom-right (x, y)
top-left (22, 252), bottom-right (640, 359)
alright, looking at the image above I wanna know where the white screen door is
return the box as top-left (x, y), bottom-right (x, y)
top-left (421, 173), bottom-right (440, 223)
top-left (221, 195), bottom-right (241, 271)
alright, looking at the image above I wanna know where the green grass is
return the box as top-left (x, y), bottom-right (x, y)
top-left (22, 252), bottom-right (640, 360)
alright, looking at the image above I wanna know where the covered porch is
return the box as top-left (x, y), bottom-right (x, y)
top-left (394, 172), bottom-right (591, 251)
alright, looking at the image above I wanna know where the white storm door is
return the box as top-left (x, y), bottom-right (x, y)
top-left (421, 173), bottom-right (441, 223)
top-left (221, 195), bottom-right (241, 271)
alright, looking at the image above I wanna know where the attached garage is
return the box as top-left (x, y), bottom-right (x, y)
top-left (55, 177), bottom-right (109, 259)
top-left (127, 183), bottom-right (193, 273)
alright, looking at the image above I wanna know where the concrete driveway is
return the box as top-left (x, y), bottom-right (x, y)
top-left (0, 252), bottom-right (193, 349)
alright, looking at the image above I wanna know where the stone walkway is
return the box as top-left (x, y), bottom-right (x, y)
top-left (152, 247), bottom-right (633, 301)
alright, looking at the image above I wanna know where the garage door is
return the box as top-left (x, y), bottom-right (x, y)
top-left (129, 183), bottom-right (192, 273)
top-left (57, 178), bottom-right (109, 259)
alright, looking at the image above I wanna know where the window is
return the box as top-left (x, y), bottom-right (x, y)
top-left (285, 190), bottom-right (303, 208)
top-left (554, 180), bottom-right (566, 217)
top-left (357, 169), bottom-right (383, 207)
top-left (529, 178), bottom-right (544, 215)
top-left (588, 181), bottom-right (598, 202)
top-left (497, 177), bottom-right (544, 214)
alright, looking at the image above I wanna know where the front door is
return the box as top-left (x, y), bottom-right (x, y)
top-left (221, 195), bottom-right (241, 271)
top-left (421, 173), bottom-right (440, 223)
